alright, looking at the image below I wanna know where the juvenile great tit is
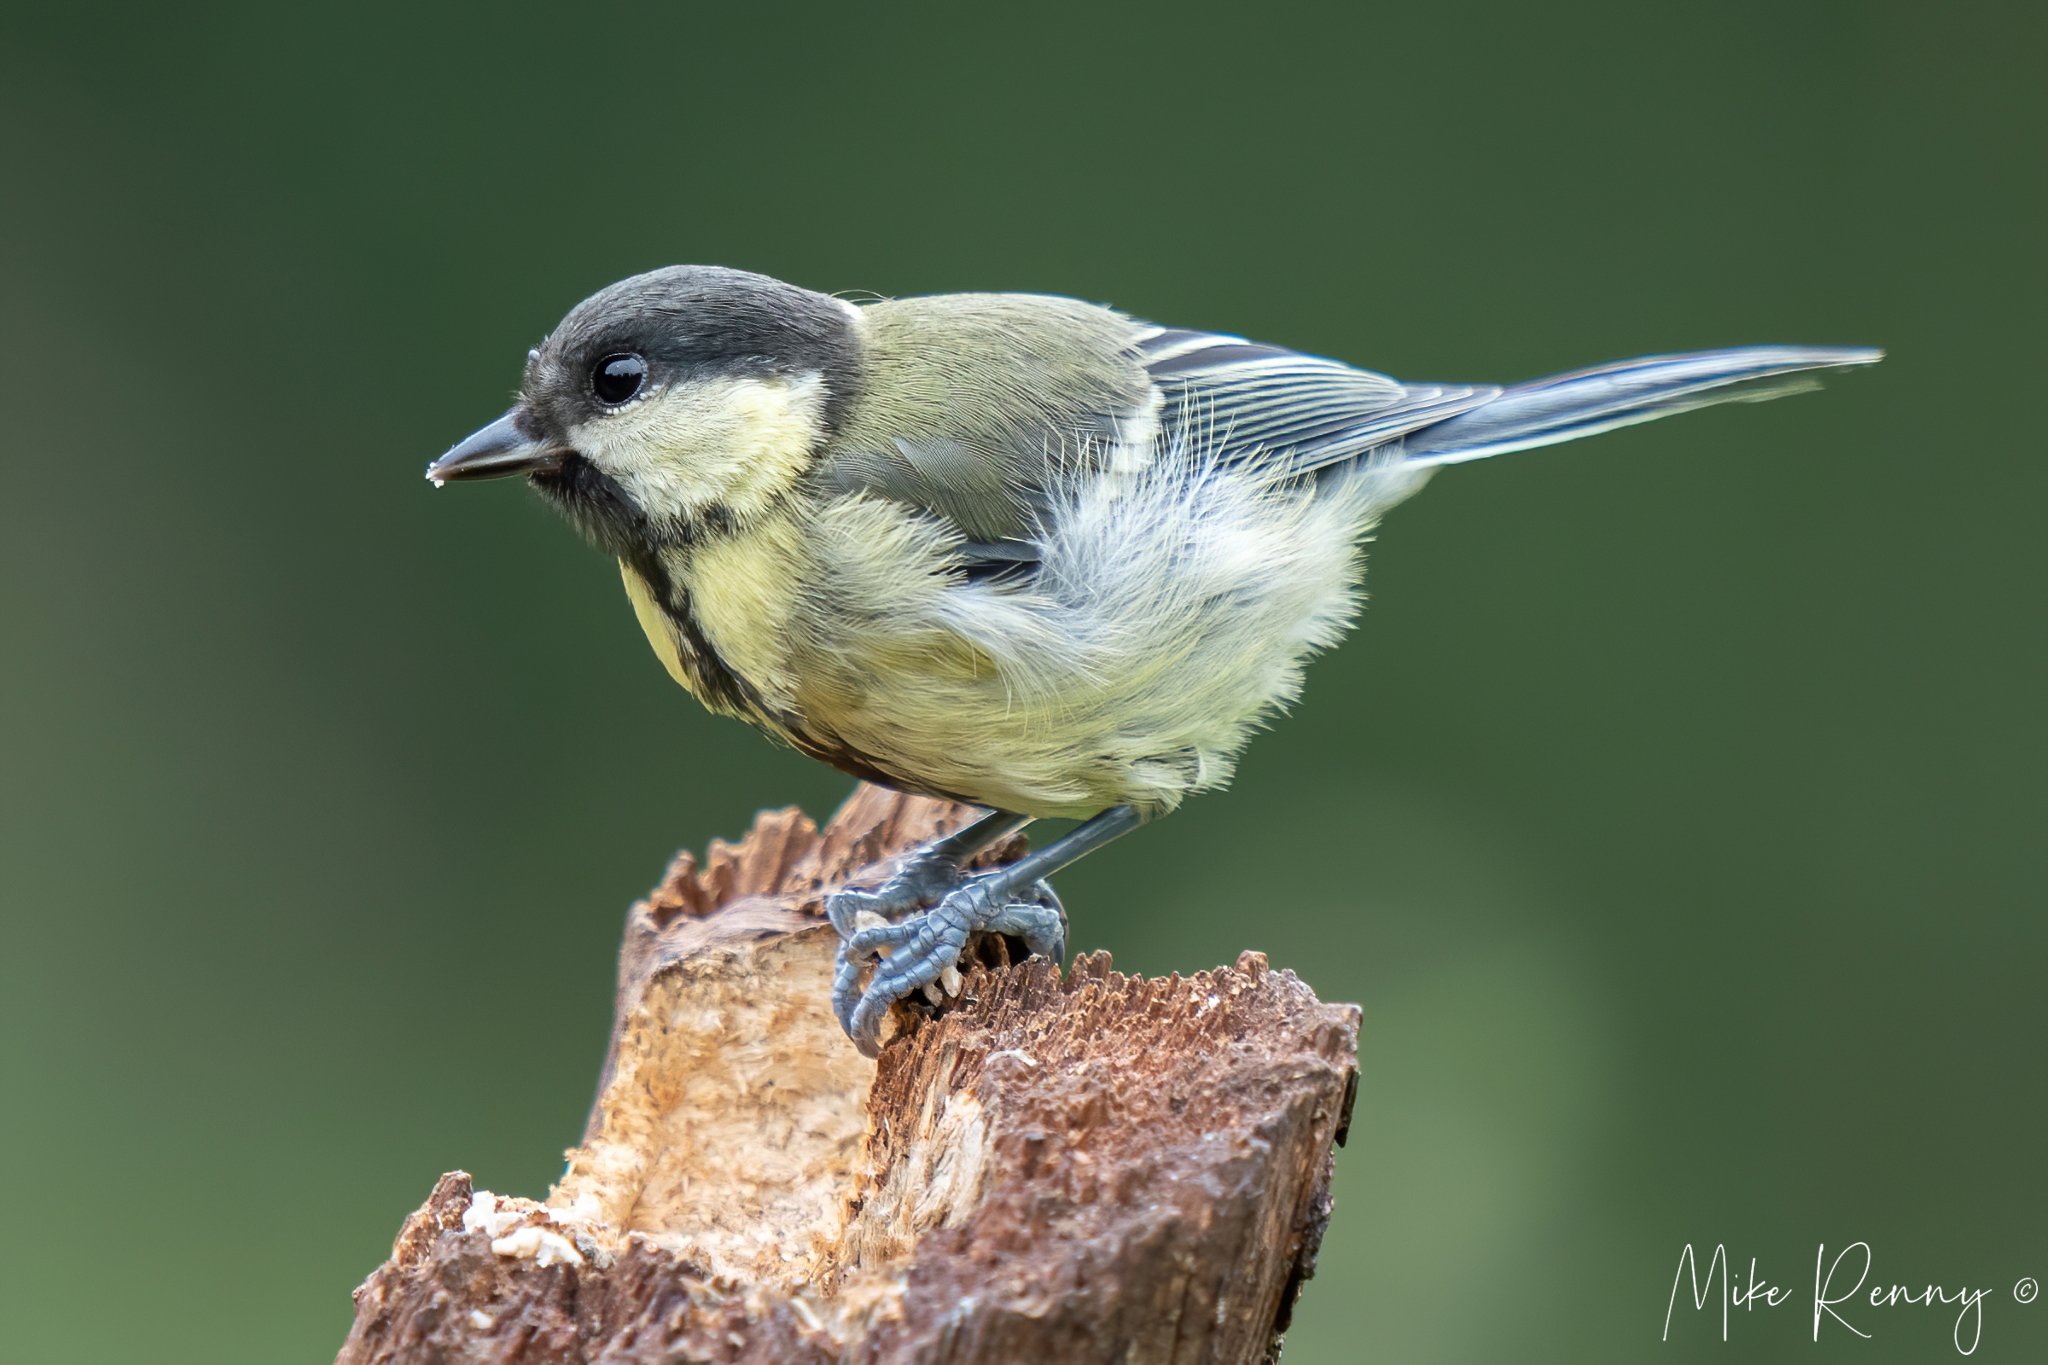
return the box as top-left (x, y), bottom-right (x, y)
top-left (428, 265), bottom-right (1879, 1055)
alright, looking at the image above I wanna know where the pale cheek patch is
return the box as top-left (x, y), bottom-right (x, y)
top-left (575, 373), bottom-right (826, 522)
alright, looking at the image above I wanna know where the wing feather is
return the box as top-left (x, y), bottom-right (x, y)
top-left (815, 301), bottom-right (1877, 583)
top-left (1137, 328), bottom-right (1499, 479)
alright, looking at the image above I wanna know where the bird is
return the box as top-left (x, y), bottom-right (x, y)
top-left (427, 265), bottom-right (1879, 1055)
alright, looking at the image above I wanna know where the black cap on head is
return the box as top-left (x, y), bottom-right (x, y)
top-left (520, 265), bottom-right (863, 441)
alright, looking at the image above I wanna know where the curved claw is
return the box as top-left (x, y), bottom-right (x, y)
top-left (825, 847), bottom-right (972, 937)
top-left (838, 876), bottom-right (1069, 1056)
top-left (845, 917), bottom-right (925, 956)
top-left (831, 938), bottom-right (868, 1036)
top-left (846, 903), bottom-right (974, 1054)
top-left (825, 887), bottom-right (882, 938)
top-left (983, 882), bottom-right (1067, 962)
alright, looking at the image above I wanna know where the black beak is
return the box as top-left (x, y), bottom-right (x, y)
top-left (426, 410), bottom-right (566, 485)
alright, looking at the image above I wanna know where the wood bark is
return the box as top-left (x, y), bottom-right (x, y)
top-left (337, 785), bottom-right (1361, 1365)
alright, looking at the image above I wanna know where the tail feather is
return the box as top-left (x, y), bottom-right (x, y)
top-left (1401, 345), bottom-right (1883, 467)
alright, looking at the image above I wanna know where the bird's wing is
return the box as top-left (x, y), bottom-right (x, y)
top-left (1148, 334), bottom-right (1884, 475)
top-left (1135, 328), bottom-right (1499, 479)
top-left (819, 299), bottom-right (1498, 569)
top-left (817, 293), bottom-right (1158, 554)
top-left (820, 299), bottom-right (1880, 576)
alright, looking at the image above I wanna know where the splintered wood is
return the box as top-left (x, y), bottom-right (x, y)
top-left (338, 786), bottom-right (1360, 1365)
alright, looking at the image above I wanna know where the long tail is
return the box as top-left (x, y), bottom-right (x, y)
top-left (1401, 345), bottom-right (1883, 467)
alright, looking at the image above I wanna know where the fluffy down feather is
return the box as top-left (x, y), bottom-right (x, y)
top-left (779, 428), bottom-right (1433, 818)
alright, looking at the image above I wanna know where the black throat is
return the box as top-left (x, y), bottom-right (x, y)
top-left (530, 457), bottom-right (758, 717)
top-left (529, 453), bottom-right (656, 562)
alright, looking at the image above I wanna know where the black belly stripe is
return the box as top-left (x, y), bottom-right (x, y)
top-left (628, 512), bottom-right (985, 807)
top-left (627, 545), bottom-right (919, 795)
top-left (624, 547), bottom-right (755, 717)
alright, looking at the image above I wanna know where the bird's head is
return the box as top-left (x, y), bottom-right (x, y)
top-left (427, 265), bottom-right (862, 555)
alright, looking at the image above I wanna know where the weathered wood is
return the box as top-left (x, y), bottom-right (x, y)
top-left (338, 785), bottom-right (1360, 1365)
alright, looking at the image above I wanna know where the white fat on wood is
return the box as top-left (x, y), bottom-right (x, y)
top-left (462, 1188), bottom-right (605, 1269)
top-left (489, 1225), bottom-right (587, 1268)
top-left (461, 1190), bottom-right (527, 1239)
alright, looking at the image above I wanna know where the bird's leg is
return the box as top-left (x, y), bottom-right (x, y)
top-left (825, 806), bottom-right (1032, 931)
top-left (828, 807), bottom-right (1031, 1031)
top-left (836, 804), bottom-right (1148, 1055)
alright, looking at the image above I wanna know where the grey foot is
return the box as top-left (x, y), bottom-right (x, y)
top-left (827, 845), bottom-right (976, 1050)
top-left (824, 845), bottom-right (965, 934)
top-left (831, 873), bottom-right (1066, 1057)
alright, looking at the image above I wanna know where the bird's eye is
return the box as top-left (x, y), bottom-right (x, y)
top-left (592, 353), bottom-right (647, 405)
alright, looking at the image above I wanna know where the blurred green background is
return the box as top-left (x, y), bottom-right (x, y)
top-left (2, 1), bottom-right (2041, 1360)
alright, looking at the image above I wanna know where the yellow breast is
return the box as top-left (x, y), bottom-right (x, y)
top-left (684, 516), bottom-right (808, 713)
top-left (619, 561), bottom-right (697, 694)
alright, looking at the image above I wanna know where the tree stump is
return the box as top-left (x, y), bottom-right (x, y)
top-left (337, 785), bottom-right (1361, 1364)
